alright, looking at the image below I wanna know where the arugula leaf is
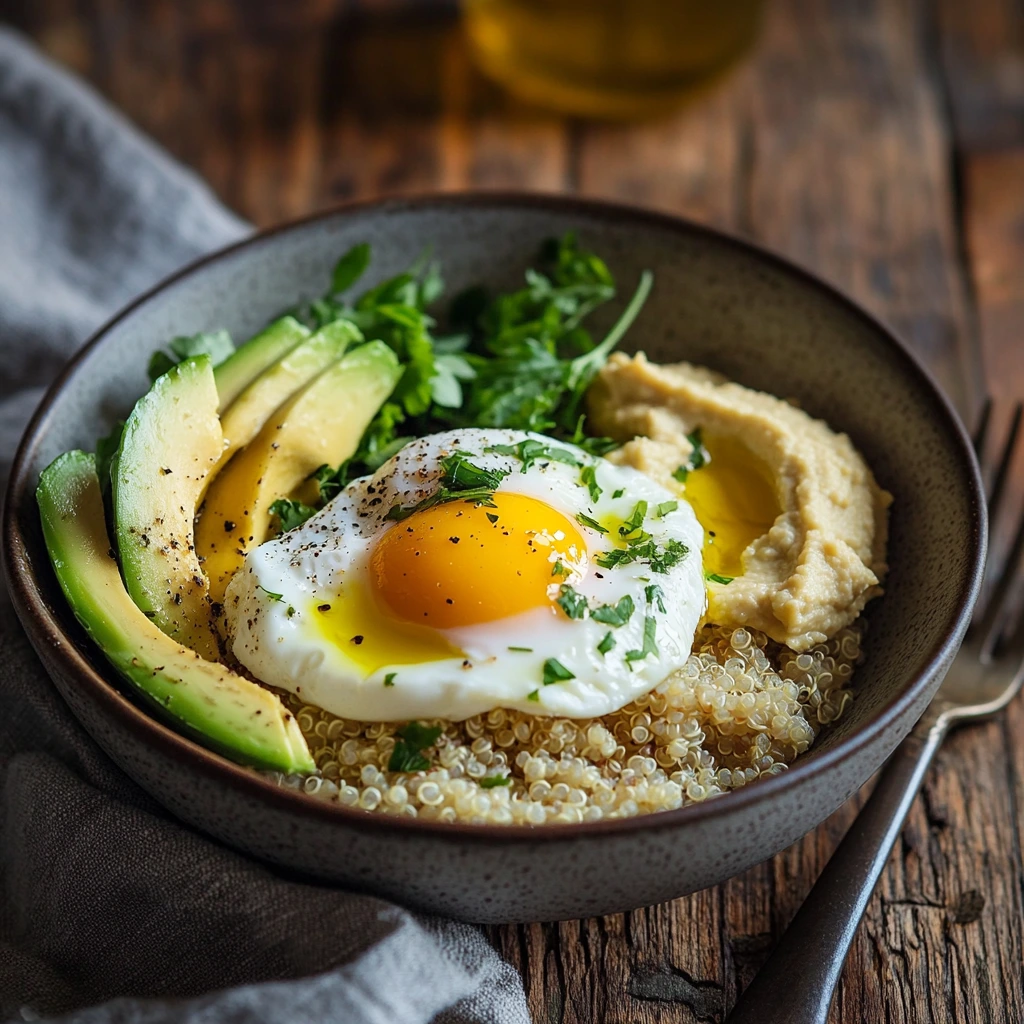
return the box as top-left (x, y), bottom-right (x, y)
top-left (484, 438), bottom-right (580, 473)
top-left (388, 721), bottom-right (443, 772)
top-left (556, 584), bottom-right (588, 620)
top-left (597, 631), bottom-right (616, 655)
top-left (625, 615), bottom-right (658, 665)
top-left (542, 658), bottom-right (575, 686)
top-left (269, 498), bottom-right (318, 533)
top-left (590, 594), bottom-right (635, 627)
top-left (331, 243), bottom-right (372, 294)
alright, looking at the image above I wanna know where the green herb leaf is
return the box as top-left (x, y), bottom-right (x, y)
top-left (484, 438), bottom-right (581, 473)
top-left (527, 689), bottom-right (540, 702)
top-left (480, 775), bottom-right (513, 788)
top-left (542, 658), bottom-right (575, 686)
top-left (551, 559), bottom-right (569, 578)
top-left (619, 500), bottom-right (648, 537)
top-left (384, 453), bottom-right (509, 521)
top-left (590, 594), bottom-right (635, 627)
top-left (556, 584), bottom-right (588, 620)
top-left (269, 498), bottom-right (318, 533)
top-left (645, 583), bottom-right (667, 613)
top-left (673, 428), bottom-right (711, 483)
top-left (286, 606), bottom-right (296, 618)
top-left (383, 672), bottom-right (397, 687)
top-left (655, 500), bottom-right (679, 519)
top-left (576, 512), bottom-right (607, 534)
top-left (257, 585), bottom-right (283, 602)
top-left (331, 242), bottom-right (372, 294)
top-left (612, 488), bottom-right (625, 499)
top-left (580, 464), bottom-right (602, 502)
top-left (705, 572), bottom-right (735, 585)
top-left (597, 631), bottom-right (616, 655)
top-left (508, 645), bottom-right (533, 652)
top-left (595, 538), bottom-right (689, 574)
top-left (625, 615), bottom-right (658, 665)
top-left (388, 721), bottom-right (443, 772)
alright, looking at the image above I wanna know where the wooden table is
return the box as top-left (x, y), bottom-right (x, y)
top-left (8, 0), bottom-right (1024, 1019)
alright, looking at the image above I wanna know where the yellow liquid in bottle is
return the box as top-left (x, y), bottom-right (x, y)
top-left (462, 0), bottom-right (763, 119)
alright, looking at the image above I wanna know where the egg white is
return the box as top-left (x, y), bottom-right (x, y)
top-left (225, 428), bottom-right (706, 721)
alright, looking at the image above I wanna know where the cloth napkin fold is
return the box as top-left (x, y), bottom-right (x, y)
top-left (0, 27), bottom-right (529, 1024)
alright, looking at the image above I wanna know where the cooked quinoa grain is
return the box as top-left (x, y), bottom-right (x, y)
top-left (265, 621), bottom-right (864, 824)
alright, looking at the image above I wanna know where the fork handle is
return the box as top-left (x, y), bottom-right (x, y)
top-left (726, 708), bottom-right (948, 1024)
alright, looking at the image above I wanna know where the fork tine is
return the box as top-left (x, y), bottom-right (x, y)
top-left (985, 402), bottom-right (1022, 530)
top-left (973, 396), bottom-right (992, 458)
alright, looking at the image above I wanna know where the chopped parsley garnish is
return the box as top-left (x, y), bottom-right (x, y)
top-left (596, 537), bottom-right (689, 574)
top-left (543, 658), bottom-right (575, 686)
top-left (527, 689), bottom-right (540, 702)
top-left (655, 500), bottom-right (678, 519)
top-left (480, 775), bottom-right (513, 788)
top-left (383, 672), bottom-right (397, 687)
top-left (706, 572), bottom-right (735, 585)
top-left (286, 606), bottom-right (296, 618)
top-left (590, 594), bottom-right (635, 627)
top-left (580, 464), bottom-right (602, 502)
top-left (556, 584), bottom-right (588, 620)
top-left (673, 428), bottom-right (711, 483)
top-left (484, 438), bottom-right (580, 472)
top-left (388, 721), bottom-right (443, 772)
top-left (625, 615), bottom-right (658, 665)
top-left (576, 512), bottom-right (607, 534)
top-left (551, 559), bottom-right (569, 578)
top-left (269, 498), bottom-right (317, 533)
top-left (619, 500), bottom-right (648, 537)
top-left (385, 451), bottom-right (509, 521)
top-left (612, 488), bottom-right (624, 498)
top-left (645, 583), bottom-right (667, 613)
top-left (256, 585), bottom-right (283, 602)
top-left (486, 512), bottom-right (499, 523)
top-left (597, 631), bottom-right (616, 655)
top-left (508, 645), bottom-right (533, 652)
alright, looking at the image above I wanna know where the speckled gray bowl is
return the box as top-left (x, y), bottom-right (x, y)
top-left (3, 194), bottom-right (985, 924)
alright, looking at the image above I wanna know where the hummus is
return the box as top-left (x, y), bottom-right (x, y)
top-left (588, 353), bottom-right (891, 652)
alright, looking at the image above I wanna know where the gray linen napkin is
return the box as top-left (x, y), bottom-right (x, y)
top-left (0, 28), bottom-right (529, 1024)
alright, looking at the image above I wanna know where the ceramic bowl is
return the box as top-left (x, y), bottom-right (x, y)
top-left (3, 194), bottom-right (985, 924)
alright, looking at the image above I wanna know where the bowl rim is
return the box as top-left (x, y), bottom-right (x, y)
top-left (2, 190), bottom-right (987, 846)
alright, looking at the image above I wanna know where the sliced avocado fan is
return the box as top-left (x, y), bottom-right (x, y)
top-left (216, 318), bottom-right (362, 473)
top-left (37, 451), bottom-right (314, 774)
top-left (113, 356), bottom-right (223, 660)
top-left (213, 315), bottom-right (311, 411)
top-left (196, 340), bottom-right (403, 609)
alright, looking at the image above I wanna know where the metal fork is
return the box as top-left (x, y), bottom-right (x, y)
top-left (727, 399), bottom-right (1024, 1024)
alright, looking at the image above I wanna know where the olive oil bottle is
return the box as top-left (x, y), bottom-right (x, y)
top-left (463, 0), bottom-right (763, 118)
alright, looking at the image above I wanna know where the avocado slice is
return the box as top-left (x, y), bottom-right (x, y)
top-left (213, 315), bottom-right (310, 412)
top-left (216, 318), bottom-right (362, 472)
top-left (37, 451), bottom-right (314, 774)
top-left (197, 340), bottom-right (402, 607)
top-left (113, 356), bottom-right (222, 660)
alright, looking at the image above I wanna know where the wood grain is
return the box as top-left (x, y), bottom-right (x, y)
top-left (4, 0), bottom-right (1024, 1020)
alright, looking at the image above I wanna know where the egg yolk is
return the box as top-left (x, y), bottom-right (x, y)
top-left (683, 433), bottom-right (781, 578)
top-left (370, 492), bottom-right (586, 629)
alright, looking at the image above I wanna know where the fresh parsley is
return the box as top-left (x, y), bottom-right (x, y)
top-left (706, 572), bottom-right (735, 585)
top-left (542, 658), bottom-right (575, 686)
top-left (625, 616), bottom-right (658, 665)
top-left (597, 631), bottom-right (616, 655)
top-left (383, 672), bottom-right (397, 687)
top-left (673, 428), bottom-right (711, 483)
top-left (257, 585), bottom-right (284, 602)
top-left (596, 537), bottom-right (689, 574)
top-left (655, 500), bottom-right (678, 519)
top-left (590, 594), bottom-right (635, 626)
top-left (645, 583), bottom-right (667, 613)
top-left (618, 500), bottom-right (648, 537)
top-left (480, 775), bottom-right (513, 789)
top-left (385, 452), bottom-right (508, 521)
top-left (580, 464), bottom-right (602, 502)
top-left (576, 512), bottom-right (607, 534)
top-left (484, 438), bottom-right (580, 472)
top-left (508, 645), bottom-right (533, 652)
top-left (556, 584), bottom-right (588, 620)
top-left (269, 498), bottom-right (318, 533)
top-left (388, 721), bottom-right (443, 772)
top-left (527, 689), bottom-right (540, 702)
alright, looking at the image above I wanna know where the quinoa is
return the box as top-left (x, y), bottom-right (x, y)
top-left (264, 621), bottom-right (863, 825)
